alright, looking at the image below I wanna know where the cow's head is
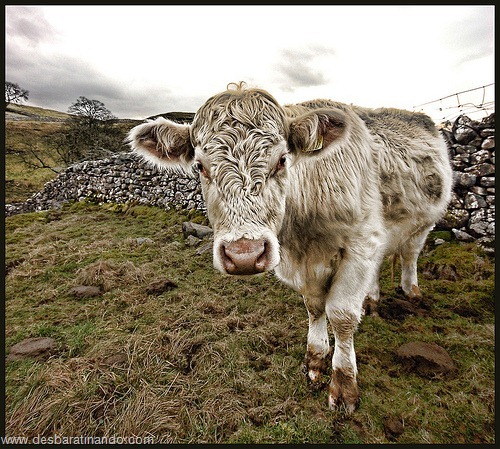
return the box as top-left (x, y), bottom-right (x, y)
top-left (127, 82), bottom-right (347, 275)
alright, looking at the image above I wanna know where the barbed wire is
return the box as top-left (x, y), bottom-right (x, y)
top-left (413, 83), bottom-right (494, 124)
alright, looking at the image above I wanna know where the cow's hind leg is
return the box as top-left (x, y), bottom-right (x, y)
top-left (399, 226), bottom-right (433, 298)
top-left (324, 239), bottom-right (383, 413)
top-left (303, 295), bottom-right (331, 384)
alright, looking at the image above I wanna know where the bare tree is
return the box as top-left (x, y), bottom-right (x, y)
top-left (12, 97), bottom-right (125, 172)
top-left (68, 96), bottom-right (116, 123)
top-left (5, 81), bottom-right (29, 108)
top-left (64, 96), bottom-right (121, 163)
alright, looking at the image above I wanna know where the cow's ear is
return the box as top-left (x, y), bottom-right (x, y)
top-left (126, 117), bottom-right (195, 171)
top-left (287, 108), bottom-right (347, 156)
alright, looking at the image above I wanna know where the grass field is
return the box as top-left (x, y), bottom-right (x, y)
top-left (4, 201), bottom-right (495, 443)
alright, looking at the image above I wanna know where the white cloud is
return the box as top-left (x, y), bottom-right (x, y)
top-left (5, 5), bottom-right (494, 122)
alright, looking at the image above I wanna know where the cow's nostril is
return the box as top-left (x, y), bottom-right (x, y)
top-left (255, 241), bottom-right (270, 271)
top-left (221, 238), bottom-right (269, 275)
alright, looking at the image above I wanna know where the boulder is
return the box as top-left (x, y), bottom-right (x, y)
top-left (7, 337), bottom-right (57, 362)
top-left (182, 222), bottom-right (213, 239)
top-left (69, 285), bottom-right (102, 298)
top-left (145, 278), bottom-right (178, 295)
top-left (396, 341), bottom-right (457, 378)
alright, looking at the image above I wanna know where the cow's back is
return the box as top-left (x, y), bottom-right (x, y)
top-left (284, 100), bottom-right (453, 255)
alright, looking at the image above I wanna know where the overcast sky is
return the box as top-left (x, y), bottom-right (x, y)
top-left (5, 5), bottom-right (495, 123)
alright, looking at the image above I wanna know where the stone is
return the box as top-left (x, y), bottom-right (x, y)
top-left (438, 209), bottom-right (469, 229)
top-left (452, 228), bottom-right (474, 242)
top-left (182, 221), bottom-right (213, 239)
top-left (480, 176), bottom-right (495, 187)
top-left (470, 149), bottom-right (491, 164)
top-left (383, 416), bottom-right (405, 441)
top-left (454, 125), bottom-right (477, 145)
top-left (196, 241), bottom-right (214, 255)
top-left (136, 237), bottom-right (154, 245)
top-left (7, 337), bottom-right (57, 362)
top-left (69, 285), bottom-right (102, 298)
top-left (480, 128), bottom-right (495, 138)
top-left (145, 279), bottom-right (178, 295)
top-left (464, 192), bottom-right (487, 210)
top-left (396, 341), bottom-right (457, 378)
top-left (464, 163), bottom-right (495, 177)
top-left (453, 172), bottom-right (476, 189)
top-left (481, 137), bottom-right (495, 150)
top-left (185, 235), bottom-right (202, 246)
top-left (101, 353), bottom-right (127, 366)
top-left (471, 186), bottom-right (488, 196)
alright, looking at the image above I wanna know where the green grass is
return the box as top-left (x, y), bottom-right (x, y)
top-left (4, 201), bottom-right (495, 443)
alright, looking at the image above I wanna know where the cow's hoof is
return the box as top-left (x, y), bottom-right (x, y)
top-left (303, 348), bottom-right (331, 388)
top-left (328, 369), bottom-right (359, 414)
top-left (408, 284), bottom-right (422, 299)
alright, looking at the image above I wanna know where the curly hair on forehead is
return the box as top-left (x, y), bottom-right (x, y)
top-left (191, 82), bottom-right (287, 145)
top-left (227, 81), bottom-right (247, 91)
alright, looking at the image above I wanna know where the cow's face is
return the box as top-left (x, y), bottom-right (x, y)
top-left (127, 83), bottom-right (347, 275)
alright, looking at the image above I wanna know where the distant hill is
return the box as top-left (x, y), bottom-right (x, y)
top-left (146, 111), bottom-right (195, 123)
top-left (5, 103), bottom-right (72, 122)
top-left (5, 103), bottom-right (195, 124)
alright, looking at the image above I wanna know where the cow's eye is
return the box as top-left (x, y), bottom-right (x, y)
top-left (275, 155), bottom-right (287, 173)
top-left (195, 161), bottom-right (208, 178)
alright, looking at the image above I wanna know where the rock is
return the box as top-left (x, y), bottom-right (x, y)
top-left (69, 285), bottom-right (102, 298)
top-left (182, 221), bottom-right (213, 239)
top-left (452, 228), bottom-right (475, 242)
top-left (196, 241), bottom-right (213, 255)
top-left (480, 128), bottom-right (495, 138)
top-left (480, 176), bottom-right (495, 187)
top-left (464, 192), bottom-right (487, 210)
top-left (438, 209), bottom-right (469, 229)
top-left (101, 353), bottom-right (127, 366)
top-left (481, 137), bottom-right (495, 150)
top-left (453, 172), bottom-right (476, 188)
top-left (471, 149), bottom-right (491, 165)
top-left (471, 186), bottom-right (488, 196)
top-left (145, 279), bottom-right (178, 295)
top-left (135, 237), bottom-right (154, 245)
top-left (185, 235), bottom-right (202, 246)
top-left (454, 125), bottom-right (478, 145)
top-left (7, 337), bottom-right (57, 362)
top-left (464, 163), bottom-right (495, 177)
top-left (396, 341), bottom-right (457, 378)
top-left (383, 416), bottom-right (405, 441)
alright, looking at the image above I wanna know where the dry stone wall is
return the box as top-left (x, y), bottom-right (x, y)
top-left (438, 114), bottom-right (495, 252)
top-left (5, 114), bottom-right (495, 251)
top-left (5, 152), bottom-right (205, 215)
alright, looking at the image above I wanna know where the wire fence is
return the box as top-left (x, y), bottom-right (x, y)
top-left (413, 83), bottom-right (494, 124)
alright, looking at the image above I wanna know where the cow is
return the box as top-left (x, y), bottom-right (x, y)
top-left (127, 82), bottom-right (453, 413)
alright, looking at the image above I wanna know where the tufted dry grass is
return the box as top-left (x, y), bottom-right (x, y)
top-left (4, 201), bottom-right (495, 443)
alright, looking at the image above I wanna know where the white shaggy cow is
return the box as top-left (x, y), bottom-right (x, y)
top-left (127, 82), bottom-right (453, 413)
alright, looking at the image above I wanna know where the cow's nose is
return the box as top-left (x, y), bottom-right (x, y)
top-left (221, 238), bottom-right (270, 275)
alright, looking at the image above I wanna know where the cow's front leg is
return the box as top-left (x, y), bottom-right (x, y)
top-left (303, 295), bottom-right (330, 384)
top-left (326, 306), bottom-right (360, 413)
top-left (325, 247), bottom-right (382, 413)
